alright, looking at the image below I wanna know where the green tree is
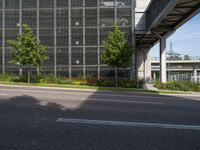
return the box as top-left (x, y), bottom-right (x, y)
top-left (7, 24), bottom-right (48, 83)
top-left (102, 23), bottom-right (135, 87)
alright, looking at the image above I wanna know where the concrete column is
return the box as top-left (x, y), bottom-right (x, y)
top-left (137, 48), bottom-right (151, 80)
top-left (152, 30), bottom-right (167, 83)
top-left (153, 72), bottom-right (156, 80)
top-left (54, 0), bottom-right (57, 77)
top-left (160, 38), bottom-right (167, 83)
top-left (2, 0), bottom-right (5, 74)
top-left (144, 49), bottom-right (151, 79)
top-left (193, 66), bottom-right (197, 83)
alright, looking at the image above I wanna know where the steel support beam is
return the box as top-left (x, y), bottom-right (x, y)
top-left (37, 0), bottom-right (40, 75)
top-left (19, 0), bottom-right (23, 76)
top-left (130, 0), bottom-right (135, 80)
top-left (54, 0), bottom-right (57, 77)
top-left (152, 30), bottom-right (167, 83)
top-left (68, 0), bottom-right (72, 79)
top-left (83, 0), bottom-right (86, 79)
top-left (97, 0), bottom-right (100, 80)
top-left (2, 0), bottom-right (5, 74)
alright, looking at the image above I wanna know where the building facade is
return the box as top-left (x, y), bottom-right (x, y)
top-left (0, 0), bottom-right (141, 79)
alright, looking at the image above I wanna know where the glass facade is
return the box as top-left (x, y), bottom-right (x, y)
top-left (0, 0), bottom-right (134, 78)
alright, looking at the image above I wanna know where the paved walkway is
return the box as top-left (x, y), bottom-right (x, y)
top-left (144, 84), bottom-right (159, 91)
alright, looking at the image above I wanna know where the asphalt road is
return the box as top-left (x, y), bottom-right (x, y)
top-left (0, 85), bottom-right (200, 150)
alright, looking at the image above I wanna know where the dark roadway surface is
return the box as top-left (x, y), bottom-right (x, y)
top-left (0, 85), bottom-right (200, 150)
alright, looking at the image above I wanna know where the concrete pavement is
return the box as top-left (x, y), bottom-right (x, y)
top-left (0, 85), bottom-right (200, 149)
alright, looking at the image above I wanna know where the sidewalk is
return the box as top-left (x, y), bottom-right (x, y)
top-left (144, 84), bottom-right (159, 91)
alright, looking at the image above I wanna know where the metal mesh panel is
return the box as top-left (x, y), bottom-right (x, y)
top-left (86, 67), bottom-right (98, 77)
top-left (85, 28), bottom-right (97, 46)
top-left (39, 10), bottom-right (54, 28)
top-left (39, 29), bottom-right (54, 47)
top-left (71, 9), bottom-right (83, 27)
top-left (22, 10), bottom-right (37, 28)
top-left (5, 10), bottom-right (19, 28)
top-left (43, 49), bottom-right (54, 66)
top-left (57, 48), bottom-right (69, 65)
top-left (57, 0), bottom-right (68, 8)
top-left (0, 11), bottom-right (2, 28)
top-left (57, 28), bottom-right (68, 46)
top-left (71, 28), bottom-right (83, 46)
top-left (117, 8), bottom-right (131, 26)
top-left (39, 0), bottom-right (54, 8)
top-left (85, 9), bottom-right (97, 27)
top-left (0, 30), bottom-right (2, 46)
top-left (0, 0), bottom-right (134, 78)
top-left (100, 66), bottom-right (115, 78)
top-left (0, 48), bottom-right (2, 66)
top-left (71, 47), bottom-right (83, 65)
top-left (100, 27), bottom-right (112, 45)
top-left (22, 0), bottom-right (37, 9)
top-left (71, 0), bottom-right (83, 7)
top-left (85, 0), bottom-right (97, 7)
top-left (5, 0), bottom-right (19, 9)
top-left (72, 67), bottom-right (83, 77)
top-left (57, 66), bottom-right (69, 77)
top-left (40, 66), bottom-right (54, 75)
top-left (57, 9), bottom-right (68, 27)
top-left (85, 47), bottom-right (98, 65)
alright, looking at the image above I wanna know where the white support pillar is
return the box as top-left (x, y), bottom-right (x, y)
top-left (160, 38), bottom-right (167, 83)
top-left (152, 30), bottom-right (167, 83)
top-left (193, 65), bottom-right (197, 83)
top-left (144, 49), bottom-right (151, 79)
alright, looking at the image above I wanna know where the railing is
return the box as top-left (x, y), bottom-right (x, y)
top-left (152, 56), bottom-right (200, 61)
top-left (146, 0), bottom-right (171, 30)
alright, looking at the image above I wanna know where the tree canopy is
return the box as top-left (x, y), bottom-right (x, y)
top-left (102, 23), bottom-right (134, 68)
top-left (7, 24), bottom-right (48, 83)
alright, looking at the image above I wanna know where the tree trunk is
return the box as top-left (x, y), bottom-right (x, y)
top-left (28, 66), bottom-right (31, 84)
top-left (115, 67), bottom-right (118, 87)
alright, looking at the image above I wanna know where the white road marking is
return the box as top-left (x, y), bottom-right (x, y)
top-left (56, 118), bottom-right (200, 130)
top-left (85, 98), bottom-right (163, 105)
top-left (0, 88), bottom-right (190, 100)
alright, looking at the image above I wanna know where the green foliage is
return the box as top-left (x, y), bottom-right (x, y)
top-left (102, 23), bottom-right (134, 68)
top-left (0, 74), bottom-right (144, 89)
top-left (88, 79), bottom-right (144, 88)
top-left (7, 24), bottom-right (48, 83)
top-left (155, 81), bottom-right (200, 92)
top-left (7, 24), bottom-right (48, 67)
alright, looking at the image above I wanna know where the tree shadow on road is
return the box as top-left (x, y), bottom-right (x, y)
top-left (0, 91), bottom-right (200, 150)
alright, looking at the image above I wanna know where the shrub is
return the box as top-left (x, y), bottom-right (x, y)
top-left (155, 81), bottom-right (200, 92)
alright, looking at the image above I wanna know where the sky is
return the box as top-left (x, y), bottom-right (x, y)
top-left (151, 13), bottom-right (200, 57)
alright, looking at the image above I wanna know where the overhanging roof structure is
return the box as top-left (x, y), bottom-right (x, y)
top-left (136, 0), bottom-right (200, 49)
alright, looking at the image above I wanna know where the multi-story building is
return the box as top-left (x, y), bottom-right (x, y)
top-left (0, 0), bottom-right (199, 82)
top-left (0, 0), bottom-right (140, 79)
